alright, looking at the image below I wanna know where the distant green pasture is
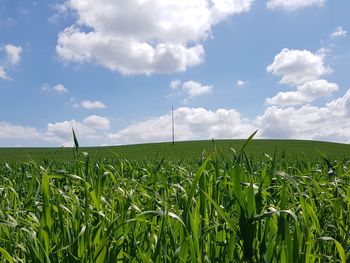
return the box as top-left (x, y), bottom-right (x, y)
top-left (0, 139), bottom-right (350, 162)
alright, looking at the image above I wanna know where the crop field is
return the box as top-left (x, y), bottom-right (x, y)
top-left (1, 138), bottom-right (350, 162)
top-left (0, 133), bottom-right (350, 262)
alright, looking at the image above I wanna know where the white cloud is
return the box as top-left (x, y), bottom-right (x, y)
top-left (42, 83), bottom-right (68, 93)
top-left (182, 81), bottom-right (213, 98)
top-left (237, 80), bottom-right (246, 87)
top-left (3, 44), bottom-right (22, 65)
top-left (107, 107), bottom-right (255, 144)
top-left (331, 26), bottom-right (347, 38)
top-left (80, 100), bottom-right (107, 110)
top-left (267, 0), bottom-right (324, 12)
top-left (0, 115), bottom-right (113, 146)
top-left (41, 115), bottom-right (109, 145)
top-left (53, 84), bottom-right (68, 93)
top-left (71, 99), bottom-right (107, 109)
top-left (325, 90), bottom-right (350, 117)
top-left (48, 3), bottom-right (70, 24)
top-left (297, 79), bottom-right (338, 98)
top-left (83, 115), bottom-right (110, 130)
top-left (257, 105), bottom-right (326, 139)
top-left (267, 48), bottom-right (331, 86)
top-left (261, 46), bottom-right (350, 141)
top-left (0, 66), bottom-right (10, 80)
top-left (0, 43), bottom-right (22, 80)
top-left (170, 79), bottom-right (181, 89)
top-left (266, 80), bottom-right (338, 106)
top-left (257, 89), bottom-right (350, 142)
top-left (169, 80), bottom-right (213, 103)
top-left (56, 0), bottom-right (254, 75)
top-left (45, 120), bottom-right (97, 144)
top-left (0, 122), bottom-right (41, 140)
top-left (44, 115), bottom-right (112, 145)
top-left (108, 87), bottom-right (350, 145)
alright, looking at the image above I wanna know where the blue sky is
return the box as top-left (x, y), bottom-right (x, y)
top-left (0, 0), bottom-right (349, 146)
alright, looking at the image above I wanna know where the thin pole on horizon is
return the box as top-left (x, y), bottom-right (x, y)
top-left (172, 106), bottom-right (175, 145)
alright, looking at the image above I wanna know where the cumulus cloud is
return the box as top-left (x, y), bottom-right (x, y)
top-left (41, 83), bottom-right (68, 93)
top-left (45, 120), bottom-right (97, 144)
top-left (80, 100), bottom-right (107, 110)
top-left (83, 115), bottom-right (110, 130)
top-left (258, 44), bottom-right (350, 141)
top-left (257, 105), bottom-right (326, 139)
top-left (0, 121), bottom-right (41, 140)
top-left (107, 86), bottom-right (350, 145)
top-left (267, 0), bottom-right (324, 12)
top-left (0, 115), bottom-right (113, 147)
top-left (257, 89), bottom-right (350, 142)
top-left (266, 80), bottom-right (338, 106)
top-left (107, 107), bottom-right (255, 144)
top-left (56, 0), bottom-right (254, 75)
top-left (326, 90), bottom-right (350, 117)
top-left (331, 26), bottom-right (347, 38)
top-left (0, 43), bottom-right (22, 80)
top-left (44, 115), bottom-right (111, 145)
top-left (267, 48), bottom-right (331, 86)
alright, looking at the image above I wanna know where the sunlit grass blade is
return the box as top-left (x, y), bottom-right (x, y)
top-left (0, 247), bottom-right (14, 263)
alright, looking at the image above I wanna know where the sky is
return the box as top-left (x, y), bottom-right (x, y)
top-left (0, 0), bottom-right (350, 147)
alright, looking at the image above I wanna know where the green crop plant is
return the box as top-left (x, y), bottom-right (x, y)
top-left (0, 131), bottom-right (349, 262)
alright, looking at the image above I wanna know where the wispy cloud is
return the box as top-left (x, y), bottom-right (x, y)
top-left (72, 99), bottom-right (107, 110)
top-left (0, 66), bottom-right (10, 80)
top-left (41, 83), bottom-right (68, 94)
top-left (267, 0), bottom-right (325, 12)
top-left (331, 26), bottom-right (347, 38)
top-left (169, 80), bottom-right (213, 104)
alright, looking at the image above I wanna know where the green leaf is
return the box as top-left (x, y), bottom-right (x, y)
top-left (72, 128), bottom-right (79, 152)
top-left (317, 237), bottom-right (346, 263)
top-left (0, 247), bottom-right (14, 263)
top-left (237, 130), bottom-right (258, 161)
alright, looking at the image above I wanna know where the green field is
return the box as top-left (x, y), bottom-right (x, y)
top-left (1, 139), bottom-right (350, 162)
top-left (0, 136), bottom-right (350, 262)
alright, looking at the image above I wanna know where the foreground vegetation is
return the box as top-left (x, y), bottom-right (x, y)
top-left (0, 133), bottom-right (349, 262)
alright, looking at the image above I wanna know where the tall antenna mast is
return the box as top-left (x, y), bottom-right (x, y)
top-left (172, 106), bottom-right (175, 145)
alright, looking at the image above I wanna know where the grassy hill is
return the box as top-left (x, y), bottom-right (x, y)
top-left (1, 139), bottom-right (350, 162)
